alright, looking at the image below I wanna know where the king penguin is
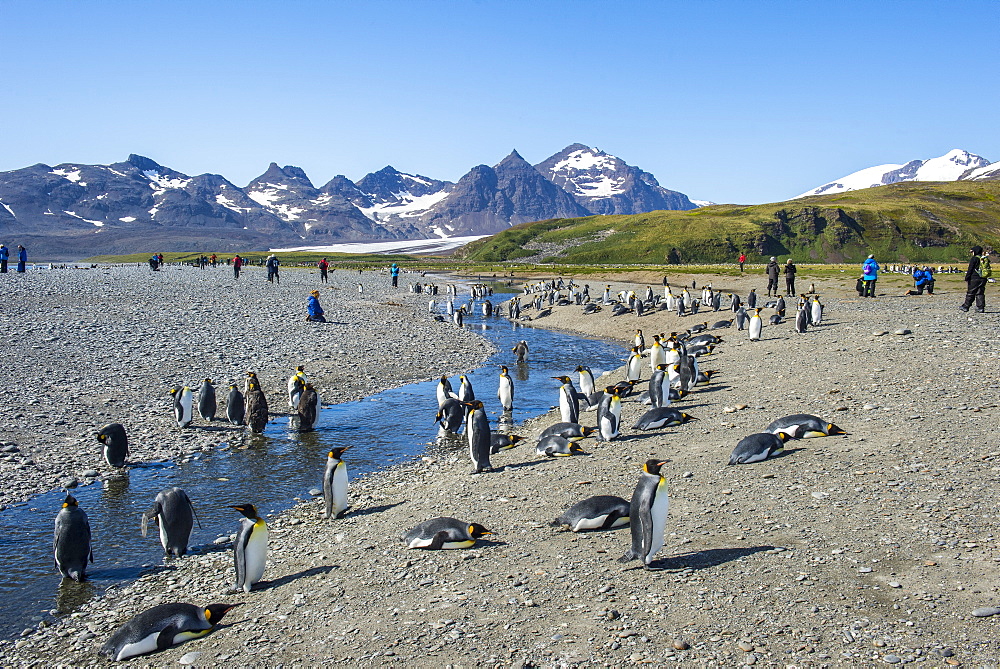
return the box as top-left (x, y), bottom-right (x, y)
top-left (795, 303), bottom-right (809, 333)
top-left (811, 295), bottom-right (823, 325)
top-left (226, 385), bottom-right (245, 426)
top-left (296, 383), bottom-right (320, 431)
top-left (648, 363), bottom-right (671, 408)
top-left (171, 386), bottom-right (193, 428)
top-left (435, 398), bottom-right (465, 434)
top-left (597, 386), bottom-right (622, 441)
top-left (619, 459), bottom-right (670, 569)
top-left (648, 335), bottom-right (665, 372)
top-left (287, 366), bottom-right (306, 410)
top-left (626, 347), bottom-right (643, 382)
top-left (141, 487), bottom-right (201, 557)
top-left (465, 400), bottom-right (492, 473)
top-left (457, 374), bottom-right (475, 404)
top-left (97, 423), bottom-right (129, 468)
top-left (728, 432), bottom-right (792, 465)
top-left (323, 446), bottom-right (350, 519)
top-left (244, 377), bottom-right (268, 434)
top-left (748, 308), bottom-right (763, 341)
top-left (552, 495), bottom-right (631, 532)
top-left (575, 365), bottom-right (596, 398)
top-left (197, 379), bottom-right (216, 422)
top-left (99, 602), bottom-right (241, 661)
top-left (553, 376), bottom-right (580, 424)
top-left (436, 375), bottom-right (455, 408)
top-left (497, 366), bottom-right (514, 411)
top-left (402, 517), bottom-right (492, 549)
top-left (54, 493), bottom-right (92, 582)
top-left (232, 503), bottom-right (268, 593)
top-left (512, 340), bottom-right (529, 363)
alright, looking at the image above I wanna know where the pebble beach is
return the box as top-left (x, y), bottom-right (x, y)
top-left (2, 264), bottom-right (1000, 666)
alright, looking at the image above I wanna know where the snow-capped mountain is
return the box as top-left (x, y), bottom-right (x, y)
top-left (794, 149), bottom-right (992, 198)
top-left (535, 143), bottom-right (695, 214)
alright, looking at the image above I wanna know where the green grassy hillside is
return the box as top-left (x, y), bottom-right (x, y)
top-left (459, 181), bottom-right (1000, 264)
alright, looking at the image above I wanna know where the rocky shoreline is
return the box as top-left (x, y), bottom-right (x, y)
top-left (3, 266), bottom-right (1000, 666)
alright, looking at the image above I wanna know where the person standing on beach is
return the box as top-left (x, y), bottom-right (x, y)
top-left (306, 289), bottom-right (326, 322)
top-left (232, 254), bottom-right (243, 279)
top-left (318, 258), bottom-right (329, 284)
top-left (784, 258), bottom-right (797, 296)
top-left (862, 254), bottom-right (879, 297)
top-left (16, 245), bottom-right (27, 273)
top-left (210, 253), bottom-right (217, 267)
top-left (266, 254), bottom-right (280, 283)
top-left (959, 245), bottom-right (990, 313)
top-left (0, 244), bottom-right (8, 273)
top-left (765, 257), bottom-right (779, 297)
top-left (390, 262), bottom-right (400, 288)
top-left (738, 253), bottom-right (746, 273)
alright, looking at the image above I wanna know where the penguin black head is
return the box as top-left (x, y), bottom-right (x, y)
top-left (580, 426), bottom-right (596, 437)
top-left (328, 446), bottom-right (350, 459)
top-left (552, 375), bottom-right (571, 384)
top-left (246, 378), bottom-right (260, 392)
top-left (96, 433), bottom-right (106, 444)
top-left (776, 431), bottom-right (793, 442)
top-left (603, 385), bottom-right (617, 394)
top-left (231, 504), bottom-right (259, 520)
top-left (465, 400), bottom-right (485, 410)
top-left (682, 413), bottom-right (697, 421)
top-left (574, 365), bottom-right (586, 373)
top-left (62, 493), bottom-right (78, 508)
top-left (296, 365), bottom-right (305, 373)
top-left (204, 602), bottom-right (242, 623)
top-left (827, 423), bottom-right (846, 435)
top-left (468, 523), bottom-right (492, 538)
top-left (569, 443), bottom-right (585, 454)
top-left (500, 366), bottom-right (508, 374)
top-left (642, 459), bottom-right (669, 475)
top-left (508, 435), bottom-right (525, 444)
top-left (656, 364), bottom-right (668, 371)
top-left (204, 378), bottom-right (213, 384)
top-left (169, 387), bottom-right (179, 396)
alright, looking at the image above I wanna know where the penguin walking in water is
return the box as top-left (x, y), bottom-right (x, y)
top-left (243, 371), bottom-right (259, 393)
top-left (99, 602), bottom-right (242, 661)
top-left (553, 496), bottom-right (631, 532)
top-left (465, 400), bottom-right (492, 473)
top-left (648, 363), bottom-right (671, 408)
top-left (498, 366), bottom-right (514, 411)
top-left (728, 432), bottom-right (792, 465)
top-left (97, 423), bottom-right (129, 468)
top-left (171, 386), bottom-right (193, 428)
top-left (512, 340), bottom-right (529, 363)
top-left (287, 366), bottom-right (306, 410)
top-left (436, 375), bottom-right (455, 408)
top-left (54, 493), bottom-right (92, 582)
top-left (198, 379), bottom-right (217, 422)
top-left (626, 347), bottom-right (643, 382)
top-left (244, 377), bottom-right (268, 434)
top-left (323, 447), bottom-right (350, 519)
top-left (748, 308), bottom-right (763, 341)
top-left (435, 397), bottom-right (466, 434)
top-left (576, 365), bottom-right (596, 398)
top-left (226, 385), bottom-right (245, 426)
top-left (402, 517), bottom-right (492, 549)
top-left (232, 503), bottom-right (268, 593)
top-left (457, 374), bottom-right (475, 405)
top-left (553, 376), bottom-right (580, 424)
top-left (619, 459), bottom-right (670, 569)
top-left (141, 487), bottom-right (201, 557)
top-left (597, 386), bottom-right (622, 441)
top-left (296, 383), bottom-right (320, 431)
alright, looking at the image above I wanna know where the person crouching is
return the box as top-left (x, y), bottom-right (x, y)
top-left (306, 290), bottom-right (326, 322)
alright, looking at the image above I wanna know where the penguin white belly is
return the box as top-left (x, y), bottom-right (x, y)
top-left (115, 633), bottom-right (162, 661)
top-left (331, 463), bottom-right (349, 516)
top-left (157, 516), bottom-right (169, 552)
top-left (645, 480), bottom-right (670, 564)
top-left (407, 537), bottom-right (474, 549)
top-left (599, 413), bottom-right (618, 439)
top-left (572, 515), bottom-right (610, 531)
top-left (243, 522), bottom-right (268, 590)
top-left (499, 384), bottom-right (512, 409)
top-left (742, 450), bottom-right (769, 463)
top-left (658, 378), bottom-right (672, 406)
top-left (559, 391), bottom-right (572, 423)
top-left (749, 318), bottom-right (762, 341)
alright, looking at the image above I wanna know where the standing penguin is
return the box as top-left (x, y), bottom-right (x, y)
top-left (795, 303), bottom-right (809, 334)
top-left (141, 487), bottom-right (200, 557)
top-left (512, 340), bottom-right (529, 363)
top-left (457, 374), bottom-right (475, 404)
top-left (436, 375), bottom-right (455, 408)
top-left (287, 366), bottom-right (306, 410)
top-left (244, 377), bottom-right (268, 434)
top-left (171, 386), bottom-right (193, 428)
top-left (435, 398), bottom-right (466, 434)
top-left (634, 329), bottom-right (646, 352)
top-left (197, 379), bottom-right (217, 422)
top-left (97, 423), bottom-right (129, 468)
top-left (232, 503), bottom-right (268, 593)
top-left (747, 288), bottom-right (758, 309)
top-left (323, 447), bottom-right (350, 519)
top-left (648, 336), bottom-right (665, 371)
top-left (748, 308), bottom-right (763, 341)
top-left (497, 366), bottom-right (514, 411)
top-left (576, 365), bottom-right (596, 398)
top-left (99, 602), bottom-right (241, 661)
top-left (296, 383), bottom-right (320, 431)
top-left (619, 459), bottom-right (670, 569)
top-left (735, 306), bottom-right (748, 330)
top-left (648, 364), bottom-right (671, 408)
top-left (465, 399), bottom-right (492, 473)
top-left (53, 493), bottom-right (92, 582)
top-left (553, 376), bottom-right (580, 424)
top-left (226, 384), bottom-right (245, 426)
top-left (626, 347), bottom-right (643, 382)
top-left (810, 295), bottom-right (823, 325)
top-left (597, 386), bottom-right (622, 441)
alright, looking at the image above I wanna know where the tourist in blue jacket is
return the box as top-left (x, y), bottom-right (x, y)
top-left (862, 254), bottom-right (879, 297)
top-left (0, 244), bottom-right (8, 273)
top-left (306, 289), bottom-right (326, 322)
top-left (16, 245), bottom-right (27, 273)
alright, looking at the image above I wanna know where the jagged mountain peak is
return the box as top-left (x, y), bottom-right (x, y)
top-left (126, 154), bottom-right (166, 173)
top-left (250, 162), bottom-right (314, 189)
top-left (497, 150), bottom-right (529, 167)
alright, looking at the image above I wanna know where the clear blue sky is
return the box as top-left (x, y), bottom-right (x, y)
top-left (2, 0), bottom-right (997, 204)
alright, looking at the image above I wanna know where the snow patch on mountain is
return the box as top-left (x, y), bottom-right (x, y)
top-left (691, 199), bottom-right (716, 207)
top-left (548, 148), bottom-right (628, 197)
top-left (963, 162), bottom-right (1000, 181)
top-left (358, 190), bottom-right (450, 221)
top-left (143, 170), bottom-right (191, 190)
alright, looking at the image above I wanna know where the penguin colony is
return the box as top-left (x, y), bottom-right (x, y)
top-left (47, 277), bottom-right (848, 661)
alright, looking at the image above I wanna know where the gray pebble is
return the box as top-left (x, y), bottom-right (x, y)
top-left (883, 654), bottom-right (901, 664)
top-left (972, 607), bottom-right (1000, 617)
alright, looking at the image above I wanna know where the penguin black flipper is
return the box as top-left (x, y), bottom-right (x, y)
top-left (156, 624), bottom-right (180, 652)
top-left (188, 497), bottom-right (203, 530)
top-left (428, 530), bottom-right (449, 550)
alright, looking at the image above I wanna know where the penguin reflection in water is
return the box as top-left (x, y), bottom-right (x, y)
top-left (54, 493), bottom-right (92, 582)
top-left (231, 504), bottom-right (268, 592)
top-left (620, 459), bottom-right (670, 570)
top-left (99, 602), bottom-right (241, 661)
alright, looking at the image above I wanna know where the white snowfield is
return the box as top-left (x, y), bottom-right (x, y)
top-left (549, 148), bottom-right (627, 198)
top-left (794, 149), bottom-right (993, 199)
top-left (270, 235), bottom-right (487, 255)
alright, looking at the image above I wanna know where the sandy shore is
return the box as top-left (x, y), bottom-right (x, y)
top-left (3, 266), bottom-right (1000, 666)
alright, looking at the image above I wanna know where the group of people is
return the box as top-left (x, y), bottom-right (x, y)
top-left (0, 244), bottom-right (28, 273)
top-left (764, 256), bottom-right (797, 296)
top-left (855, 247), bottom-right (991, 311)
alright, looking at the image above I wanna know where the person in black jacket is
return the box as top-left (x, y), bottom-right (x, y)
top-left (765, 257), bottom-right (780, 297)
top-left (959, 245), bottom-right (987, 313)
top-left (784, 259), bottom-right (797, 296)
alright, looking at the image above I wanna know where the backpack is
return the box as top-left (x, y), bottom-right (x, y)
top-left (978, 255), bottom-right (992, 279)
